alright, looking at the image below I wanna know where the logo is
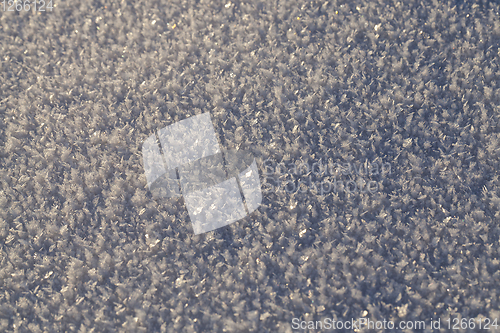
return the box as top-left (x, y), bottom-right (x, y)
top-left (142, 113), bottom-right (262, 234)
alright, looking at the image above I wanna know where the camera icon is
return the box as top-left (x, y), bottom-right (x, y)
top-left (142, 113), bottom-right (262, 234)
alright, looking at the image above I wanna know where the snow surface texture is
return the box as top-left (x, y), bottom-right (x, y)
top-left (1, 0), bottom-right (500, 332)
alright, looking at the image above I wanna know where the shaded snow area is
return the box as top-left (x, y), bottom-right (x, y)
top-left (1, 0), bottom-right (500, 332)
